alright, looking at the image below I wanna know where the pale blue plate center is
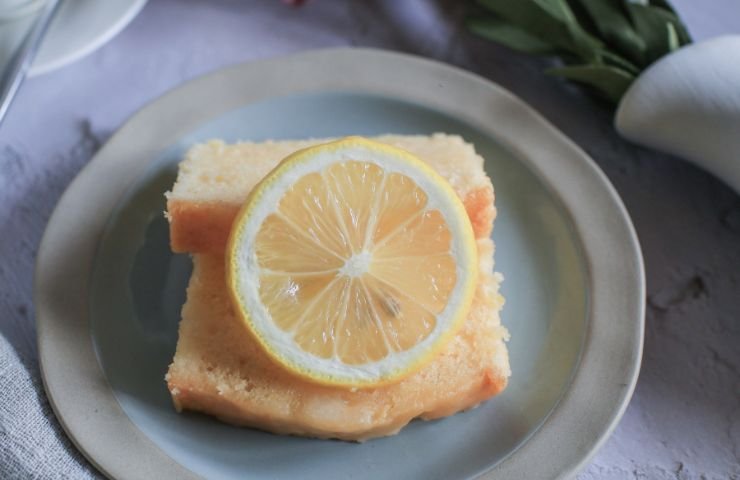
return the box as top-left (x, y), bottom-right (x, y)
top-left (90, 92), bottom-right (588, 480)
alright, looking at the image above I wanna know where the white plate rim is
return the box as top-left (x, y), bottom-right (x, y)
top-left (34, 47), bottom-right (645, 480)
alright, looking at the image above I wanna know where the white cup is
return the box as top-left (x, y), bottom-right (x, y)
top-left (0, 0), bottom-right (45, 22)
top-left (0, 0), bottom-right (45, 70)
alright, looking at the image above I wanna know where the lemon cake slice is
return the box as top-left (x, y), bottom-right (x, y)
top-left (166, 239), bottom-right (508, 441)
top-left (165, 135), bottom-right (509, 441)
top-left (165, 134), bottom-right (495, 253)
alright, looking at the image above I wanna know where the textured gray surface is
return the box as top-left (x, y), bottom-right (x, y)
top-left (0, 0), bottom-right (738, 478)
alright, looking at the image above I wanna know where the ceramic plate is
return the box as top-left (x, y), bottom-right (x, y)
top-left (35, 48), bottom-right (644, 479)
top-left (28, 0), bottom-right (146, 76)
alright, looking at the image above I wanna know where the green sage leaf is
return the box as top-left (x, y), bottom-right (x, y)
top-left (532, 0), bottom-right (578, 25)
top-left (626, 3), bottom-right (691, 63)
top-left (647, 0), bottom-right (678, 15)
top-left (467, 17), bottom-right (556, 53)
top-left (476, 0), bottom-right (602, 60)
top-left (532, 0), bottom-right (605, 56)
top-left (547, 63), bottom-right (635, 103)
top-left (667, 22), bottom-right (679, 51)
top-left (467, 0), bottom-right (690, 104)
top-left (570, 0), bottom-right (646, 65)
top-left (598, 49), bottom-right (641, 75)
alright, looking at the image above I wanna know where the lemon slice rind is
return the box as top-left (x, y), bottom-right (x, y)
top-left (226, 136), bottom-right (477, 387)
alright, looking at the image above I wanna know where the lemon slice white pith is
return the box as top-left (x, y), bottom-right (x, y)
top-left (226, 136), bottom-right (478, 387)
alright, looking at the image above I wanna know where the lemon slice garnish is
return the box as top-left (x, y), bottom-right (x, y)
top-left (226, 136), bottom-right (478, 387)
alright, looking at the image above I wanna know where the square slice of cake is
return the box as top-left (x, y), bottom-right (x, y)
top-left (165, 134), bottom-right (509, 441)
top-left (165, 134), bottom-right (495, 254)
top-left (166, 239), bottom-right (508, 441)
